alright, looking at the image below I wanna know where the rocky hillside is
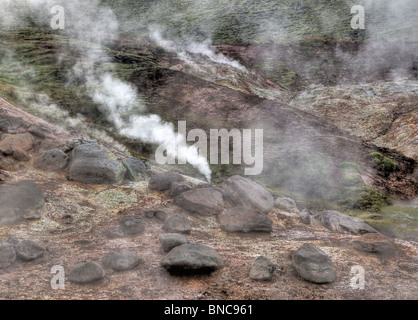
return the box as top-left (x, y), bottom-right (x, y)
top-left (0, 98), bottom-right (417, 299)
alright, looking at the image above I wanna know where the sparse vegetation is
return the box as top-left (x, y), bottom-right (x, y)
top-left (370, 152), bottom-right (398, 175)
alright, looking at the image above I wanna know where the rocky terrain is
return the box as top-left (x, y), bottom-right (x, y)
top-left (0, 98), bottom-right (417, 300)
top-left (0, 0), bottom-right (417, 301)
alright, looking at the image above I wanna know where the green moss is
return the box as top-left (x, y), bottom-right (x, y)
top-left (337, 186), bottom-right (391, 212)
top-left (370, 152), bottom-right (384, 162)
top-left (381, 157), bottom-right (398, 173)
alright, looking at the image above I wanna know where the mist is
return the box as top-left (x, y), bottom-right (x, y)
top-left (0, 0), bottom-right (213, 181)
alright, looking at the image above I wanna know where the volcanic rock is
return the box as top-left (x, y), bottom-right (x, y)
top-left (218, 206), bottom-right (272, 233)
top-left (221, 175), bottom-right (274, 213)
top-left (175, 188), bottom-right (223, 216)
top-left (161, 243), bottom-right (223, 274)
top-left (292, 243), bottom-right (337, 284)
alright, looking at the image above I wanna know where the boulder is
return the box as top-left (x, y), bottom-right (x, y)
top-left (123, 157), bottom-right (147, 181)
top-left (0, 133), bottom-right (34, 155)
top-left (68, 261), bottom-right (106, 284)
top-left (161, 243), bottom-right (223, 274)
top-left (218, 206), bottom-right (272, 233)
top-left (33, 148), bottom-right (68, 172)
top-left (169, 181), bottom-right (194, 198)
top-left (313, 210), bottom-right (378, 235)
top-left (292, 243), bottom-right (336, 284)
top-left (102, 250), bottom-right (141, 271)
top-left (221, 175), bottom-right (274, 213)
top-left (275, 197), bottom-right (300, 214)
top-left (175, 188), bottom-right (224, 216)
top-left (148, 172), bottom-right (184, 191)
top-left (0, 181), bottom-right (44, 224)
top-left (159, 233), bottom-right (189, 253)
top-left (71, 142), bottom-right (107, 161)
top-left (351, 233), bottom-right (396, 256)
top-left (15, 240), bottom-right (46, 261)
top-left (0, 242), bottom-right (16, 269)
top-left (163, 214), bottom-right (192, 234)
top-left (69, 158), bottom-right (126, 184)
top-left (249, 256), bottom-right (276, 281)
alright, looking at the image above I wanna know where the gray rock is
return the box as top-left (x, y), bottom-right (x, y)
top-left (0, 181), bottom-right (44, 224)
top-left (69, 158), bottom-right (126, 184)
top-left (163, 214), bottom-right (192, 234)
top-left (161, 243), bottom-right (223, 274)
top-left (249, 256), bottom-right (276, 281)
top-left (313, 210), bottom-right (378, 234)
top-left (218, 206), bottom-right (273, 233)
top-left (123, 157), bottom-right (147, 181)
top-left (71, 142), bottom-right (107, 161)
top-left (169, 181), bottom-right (194, 198)
top-left (175, 188), bottom-right (224, 216)
top-left (119, 215), bottom-right (145, 236)
top-left (0, 242), bottom-right (16, 269)
top-left (148, 172), bottom-right (184, 191)
top-left (299, 209), bottom-right (311, 224)
top-left (351, 233), bottom-right (396, 257)
top-left (221, 175), bottom-right (274, 213)
top-left (33, 148), bottom-right (68, 172)
top-left (102, 250), bottom-right (141, 271)
top-left (15, 240), bottom-right (46, 261)
top-left (275, 197), bottom-right (300, 214)
top-left (292, 243), bottom-right (336, 284)
top-left (159, 233), bottom-right (189, 252)
top-left (68, 261), bottom-right (105, 284)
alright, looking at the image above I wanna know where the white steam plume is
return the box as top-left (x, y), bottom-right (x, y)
top-left (0, 0), bottom-right (212, 181)
top-left (150, 29), bottom-right (246, 71)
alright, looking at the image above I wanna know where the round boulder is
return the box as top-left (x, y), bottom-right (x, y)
top-left (161, 243), bottom-right (223, 274)
top-left (292, 243), bottom-right (336, 284)
top-left (102, 250), bottom-right (141, 271)
top-left (15, 240), bottom-right (46, 261)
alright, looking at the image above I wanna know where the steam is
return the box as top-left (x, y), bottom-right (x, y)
top-left (150, 29), bottom-right (245, 71)
top-left (0, 0), bottom-right (212, 181)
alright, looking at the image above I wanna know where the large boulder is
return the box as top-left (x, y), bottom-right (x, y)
top-left (175, 188), bottom-right (224, 216)
top-left (0, 181), bottom-right (44, 224)
top-left (33, 148), bottom-right (68, 172)
top-left (313, 210), bottom-right (378, 235)
top-left (148, 172), bottom-right (184, 191)
top-left (68, 261), bottom-right (105, 284)
top-left (0, 133), bottom-right (34, 155)
top-left (292, 243), bottom-right (337, 284)
top-left (221, 176), bottom-right (274, 213)
top-left (69, 158), bottom-right (126, 184)
top-left (161, 243), bottom-right (223, 274)
top-left (218, 206), bottom-right (273, 233)
top-left (71, 142), bottom-right (107, 161)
